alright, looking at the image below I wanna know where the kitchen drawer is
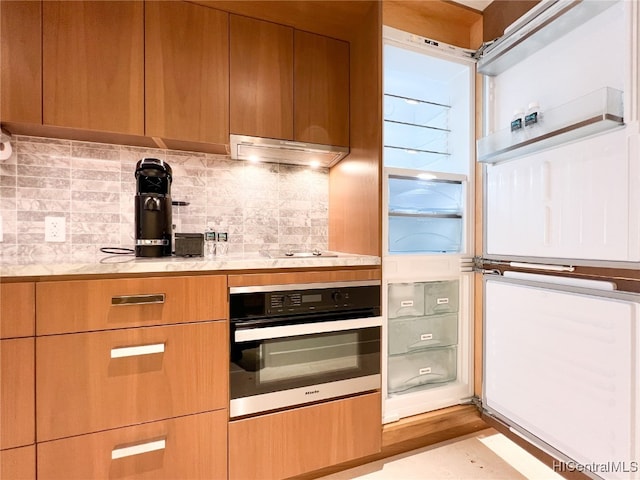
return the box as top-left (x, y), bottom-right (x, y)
top-left (388, 215), bottom-right (462, 254)
top-left (1, 445), bottom-right (36, 480)
top-left (388, 346), bottom-right (457, 394)
top-left (37, 410), bottom-right (227, 480)
top-left (36, 321), bottom-right (228, 441)
top-left (424, 280), bottom-right (459, 315)
top-left (229, 392), bottom-right (381, 480)
top-left (388, 313), bottom-right (458, 355)
top-left (388, 283), bottom-right (425, 319)
top-left (1, 282), bottom-right (35, 338)
top-left (1, 338), bottom-right (35, 450)
top-left (36, 275), bottom-right (227, 335)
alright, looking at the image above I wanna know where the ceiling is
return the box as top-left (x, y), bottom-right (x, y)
top-left (452, 0), bottom-right (493, 11)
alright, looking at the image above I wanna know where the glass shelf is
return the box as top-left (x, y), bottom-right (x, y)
top-left (384, 121), bottom-right (449, 155)
top-left (384, 147), bottom-right (450, 171)
top-left (477, 87), bottom-right (624, 164)
top-left (384, 93), bottom-right (450, 130)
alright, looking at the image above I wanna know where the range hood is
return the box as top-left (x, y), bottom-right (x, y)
top-left (229, 134), bottom-right (349, 168)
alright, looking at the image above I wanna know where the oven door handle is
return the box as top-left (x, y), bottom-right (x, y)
top-left (234, 316), bottom-right (383, 343)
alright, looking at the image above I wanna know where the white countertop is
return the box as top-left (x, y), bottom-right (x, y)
top-left (0, 251), bottom-right (381, 278)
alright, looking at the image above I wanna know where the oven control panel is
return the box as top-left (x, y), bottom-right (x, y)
top-left (267, 289), bottom-right (355, 315)
top-left (230, 283), bottom-right (380, 319)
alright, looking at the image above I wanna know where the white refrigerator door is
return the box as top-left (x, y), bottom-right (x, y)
top-left (483, 276), bottom-right (639, 480)
top-left (482, 0), bottom-right (640, 265)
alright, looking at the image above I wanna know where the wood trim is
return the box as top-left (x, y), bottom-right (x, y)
top-left (0, 0), bottom-right (42, 124)
top-left (482, 0), bottom-right (540, 43)
top-left (1, 338), bottom-right (35, 450)
top-left (382, 0), bottom-right (482, 49)
top-left (228, 268), bottom-right (381, 287)
top-left (0, 282), bottom-right (35, 339)
top-left (329, 2), bottom-right (381, 257)
top-left (0, 445), bottom-right (36, 480)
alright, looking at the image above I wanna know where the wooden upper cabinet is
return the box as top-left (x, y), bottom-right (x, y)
top-left (230, 15), bottom-right (294, 140)
top-left (145, 2), bottom-right (229, 145)
top-left (294, 30), bottom-right (350, 147)
top-left (42, 1), bottom-right (144, 135)
top-left (0, 1), bottom-right (42, 125)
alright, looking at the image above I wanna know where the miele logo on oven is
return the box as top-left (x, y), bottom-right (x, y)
top-left (305, 389), bottom-right (320, 396)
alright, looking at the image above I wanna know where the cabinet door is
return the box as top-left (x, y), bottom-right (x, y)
top-left (37, 410), bottom-right (227, 480)
top-left (229, 392), bottom-right (381, 480)
top-left (295, 30), bottom-right (349, 147)
top-left (230, 15), bottom-right (293, 140)
top-left (0, 445), bottom-right (35, 480)
top-left (0, 1), bottom-right (41, 125)
top-left (145, 2), bottom-right (229, 145)
top-left (42, 1), bottom-right (144, 135)
top-left (0, 338), bottom-right (35, 450)
top-left (0, 282), bottom-right (35, 339)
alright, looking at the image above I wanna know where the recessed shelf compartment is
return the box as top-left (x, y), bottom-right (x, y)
top-left (388, 346), bottom-right (457, 394)
top-left (477, 0), bottom-right (619, 76)
top-left (477, 87), bottom-right (624, 164)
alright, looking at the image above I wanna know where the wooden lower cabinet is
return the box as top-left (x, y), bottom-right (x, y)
top-left (0, 445), bottom-right (36, 480)
top-left (229, 392), bottom-right (382, 480)
top-left (36, 321), bottom-right (228, 441)
top-left (37, 410), bottom-right (227, 480)
top-left (1, 338), bottom-right (35, 450)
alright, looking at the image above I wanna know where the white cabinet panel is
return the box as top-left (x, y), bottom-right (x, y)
top-left (484, 279), bottom-right (638, 479)
top-left (486, 128), bottom-right (632, 261)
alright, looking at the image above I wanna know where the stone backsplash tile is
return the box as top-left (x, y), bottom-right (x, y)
top-left (2, 135), bottom-right (329, 258)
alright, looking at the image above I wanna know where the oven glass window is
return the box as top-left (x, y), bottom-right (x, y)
top-left (230, 326), bottom-right (380, 400)
top-left (260, 331), bottom-right (359, 383)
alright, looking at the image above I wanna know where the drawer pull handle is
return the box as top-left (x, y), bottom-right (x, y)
top-left (111, 294), bottom-right (165, 306)
top-left (112, 438), bottom-right (166, 460)
top-left (111, 343), bottom-right (165, 359)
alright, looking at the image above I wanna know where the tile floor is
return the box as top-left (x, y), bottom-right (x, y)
top-left (318, 429), bottom-right (565, 480)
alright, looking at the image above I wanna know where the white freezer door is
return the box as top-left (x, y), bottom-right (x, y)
top-left (484, 276), bottom-right (639, 480)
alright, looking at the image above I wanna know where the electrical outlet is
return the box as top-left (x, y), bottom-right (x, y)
top-left (45, 216), bottom-right (66, 242)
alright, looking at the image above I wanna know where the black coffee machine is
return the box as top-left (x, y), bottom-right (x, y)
top-left (135, 158), bottom-right (172, 257)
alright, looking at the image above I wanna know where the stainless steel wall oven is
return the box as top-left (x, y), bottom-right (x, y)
top-left (229, 281), bottom-right (382, 418)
